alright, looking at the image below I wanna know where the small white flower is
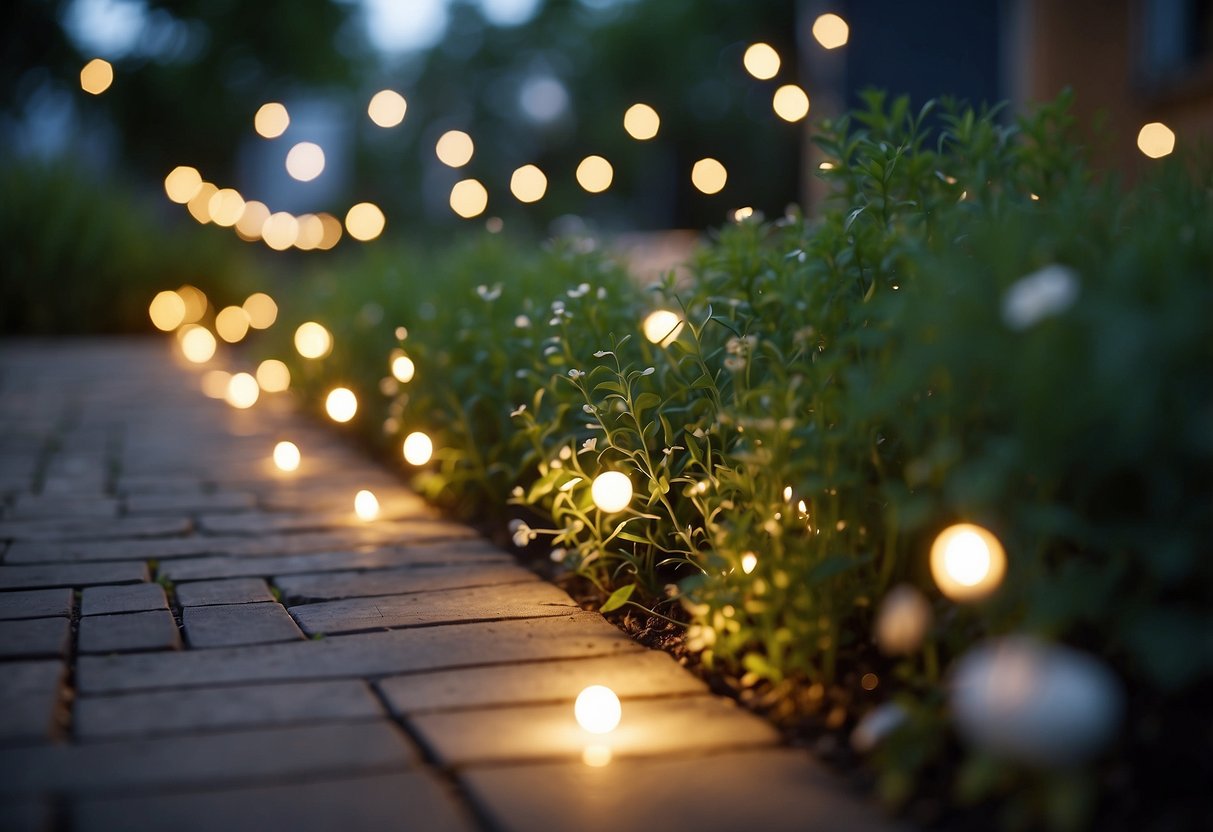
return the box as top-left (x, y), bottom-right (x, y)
top-left (582, 404), bottom-right (596, 414)
top-left (514, 314), bottom-right (531, 328)
top-left (559, 476), bottom-right (582, 492)
top-left (568, 369), bottom-right (585, 380)
top-left (640, 367), bottom-right (655, 376)
top-left (580, 437), bottom-right (597, 453)
top-left (511, 486), bottom-right (524, 498)
top-left (549, 547), bottom-right (568, 563)
top-left (593, 350), bottom-right (612, 358)
top-left (510, 520), bottom-right (536, 548)
top-left (509, 404), bottom-right (526, 418)
top-left (549, 317), bottom-right (562, 326)
top-left (724, 355), bottom-right (746, 372)
top-left (1001, 264), bottom-right (1079, 330)
top-left (476, 283), bottom-right (503, 302)
top-left (543, 345), bottom-right (560, 357)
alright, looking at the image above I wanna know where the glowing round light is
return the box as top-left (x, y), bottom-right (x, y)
top-left (875, 584), bottom-right (932, 655)
top-left (214, 306), bottom-right (250, 343)
top-left (575, 156), bottom-right (614, 193)
top-left (354, 489), bottom-right (380, 520)
top-left (235, 200), bottom-right (270, 241)
top-left (187, 182), bottom-right (218, 224)
top-left (591, 471), bottom-right (632, 513)
top-left (623, 103), bottom-right (660, 140)
top-left (345, 202), bottom-right (385, 242)
top-left (450, 179), bottom-right (488, 219)
top-left (734, 206), bottom-right (754, 222)
top-left (225, 372), bottom-right (260, 409)
top-left (391, 354), bottom-right (415, 383)
top-left (294, 214), bottom-right (325, 250)
top-left (273, 441), bottom-right (300, 472)
top-left (741, 552), bottom-right (758, 574)
top-left (200, 370), bottom-right (230, 399)
top-left (262, 212), bottom-right (299, 251)
top-left (294, 322), bottom-right (333, 359)
top-left (574, 685), bottom-right (622, 734)
top-left (164, 166), bottom-right (202, 204)
top-left (256, 359), bottom-right (291, 393)
top-left (325, 387), bottom-right (358, 423)
top-left (691, 158), bottom-right (727, 194)
top-left (208, 188), bottom-right (246, 227)
top-left (316, 213), bottom-right (343, 249)
top-left (368, 89), bottom-right (407, 127)
top-left (510, 164), bottom-right (548, 203)
top-left (148, 291), bottom-right (186, 331)
top-left (243, 293), bottom-right (278, 329)
top-left (930, 523), bottom-right (1007, 602)
top-left (254, 102), bottom-right (290, 139)
top-left (402, 431), bottom-right (434, 466)
top-left (80, 58), bottom-right (113, 95)
top-left (285, 142), bottom-right (325, 182)
top-left (178, 285), bottom-right (207, 323)
top-left (812, 13), bottom-right (850, 49)
top-left (772, 85), bottom-right (810, 122)
top-left (435, 130), bottom-right (474, 167)
top-left (179, 326), bottom-right (216, 364)
top-left (743, 43), bottom-right (780, 80)
top-left (1137, 122), bottom-right (1176, 158)
top-left (641, 309), bottom-right (684, 346)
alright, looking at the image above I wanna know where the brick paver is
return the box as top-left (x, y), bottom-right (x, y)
top-left (0, 340), bottom-right (894, 831)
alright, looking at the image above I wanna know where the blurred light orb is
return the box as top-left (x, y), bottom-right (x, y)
top-left (215, 305), bottom-right (251, 343)
top-left (256, 359), bottom-right (290, 393)
top-left (519, 74), bottom-right (569, 124)
top-left (812, 13), bottom-right (850, 49)
top-left (930, 523), bottom-right (1007, 602)
top-left (875, 584), bottom-right (932, 655)
top-left (733, 206), bottom-right (754, 222)
top-left (243, 293), bottom-right (278, 329)
top-left (582, 744), bottom-right (613, 767)
top-left (450, 179), bottom-right (489, 219)
top-left (574, 685), bottom-right (622, 734)
top-left (741, 552), bottom-right (758, 574)
top-left (642, 309), bottom-right (684, 346)
top-left (510, 164), bottom-right (548, 203)
top-left (773, 85), bottom-right (810, 122)
top-left (623, 103), bottom-right (660, 140)
top-left (254, 102), bottom-right (290, 138)
top-left (294, 322), bottom-right (333, 359)
top-left (80, 58), bottom-right (113, 95)
top-left (742, 42), bottom-right (780, 80)
top-left (179, 326), bottom-right (216, 364)
top-left (403, 431), bottom-right (434, 465)
top-left (285, 142), bottom-right (325, 182)
top-left (316, 213), bottom-right (344, 249)
top-left (294, 213), bottom-right (325, 250)
top-left (225, 372), bottom-right (260, 409)
top-left (148, 291), bottom-right (186, 331)
top-left (178, 285), bottom-right (207, 323)
top-left (591, 471), bottom-right (632, 513)
top-left (950, 637), bottom-right (1123, 766)
top-left (273, 440), bottom-right (301, 472)
top-left (354, 489), bottom-right (380, 520)
top-left (208, 188), bottom-right (246, 227)
top-left (325, 387), bottom-right (358, 423)
top-left (1136, 122), bottom-right (1175, 158)
top-left (164, 166), bottom-right (203, 204)
top-left (368, 89), bottom-right (407, 127)
top-left (391, 354), bottom-right (416, 383)
top-left (344, 201), bottom-right (386, 242)
top-left (435, 130), bottom-right (474, 167)
top-left (187, 182), bottom-right (218, 224)
top-left (200, 370), bottom-right (230, 399)
top-left (262, 212), bottom-right (300, 251)
top-left (576, 156), bottom-right (614, 193)
top-left (691, 158), bottom-right (727, 194)
top-left (235, 200), bottom-right (270, 241)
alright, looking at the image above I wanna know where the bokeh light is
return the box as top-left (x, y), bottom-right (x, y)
top-left (574, 685), bottom-right (622, 734)
top-left (243, 293), bottom-right (278, 329)
top-left (179, 325), bottom-right (217, 364)
top-left (450, 179), bottom-right (489, 218)
top-left (576, 155), bottom-right (614, 193)
top-left (316, 213), bottom-right (343, 249)
top-left (591, 471), bottom-right (632, 513)
top-left (215, 305), bottom-right (251, 343)
top-left (403, 431), bottom-right (434, 465)
top-left (812, 13), bottom-right (850, 49)
top-left (510, 164), bottom-right (548, 203)
top-left (733, 206), bottom-right (754, 222)
top-left (285, 142), bottom-right (325, 181)
top-left (255, 359), bottom-right (290, 392)
top-left (345, 202), bottom-right (386, 241)
top-left (200, 370), bottom-right (230, 399)
top-left (164, 166), bottom-right (203, 204)
top-left (294, 321), bottom-right (333, 359)
top-left (930, 523), bottom-right (1007, 602)
top-left (435, 130), bottom-right (475, 167)
top-left (148, 291), bottom-right (186, 331)
top-left (623, 103), bottom-right (660, 140)
top-left (368, 89), bottom-right (407, 127)
top-left (354, 489), bottom-right (380, 520)
top-left (235, 200), bottom-right (270, 240)
top-left (294, 213), bottom-right (325, 250)
top-left (642, 309), bottom-right (684, 345)
top-left (255, 102), bottom-right (290, 138)
top-left (177, 285), bottom-right (207, 323)
top-left (741, 552), bottom-right (758, 574)
top-left (1137, 122), bottom-right (1176, 158)
top-left (80, 58), bottom-right (113, 95)
top-left (875, 584), bottom-right (932, 655)
top-left (743, 43), bottom-right (780, 80)
top-left (208, 188), bottom-right (246, 227)
top-left (691, 158), bottom-right (727, 194)
top-left (262, 212), bottom-right (299, 251)
top-left (391, 353), bottom-right (415, 383)
top-left (325, 387), bottom-right (358, 422)
top-left (772, 85), bottom-right (810, 122)
top-left (225, 372), bottom-right (260, 409)
top-left (273, 440), bottom-right (300, 472)
top-left (186, 182), bottom-right (218, 223)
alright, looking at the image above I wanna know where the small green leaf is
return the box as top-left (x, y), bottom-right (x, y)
top-left (600, 583), bottom-right (636, 613)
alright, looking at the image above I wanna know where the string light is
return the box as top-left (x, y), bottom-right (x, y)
top-left (80, 58), bottom-right (113, 95)
top-left (812, 13), bottom-right (850, 49)
top-left (148, 291), bottom-right (186, 331)
top-left (1137, 122), bottom-right (1175, 158)
top-left (743, 43), bottom-right (780, 79)
top-left (691, 158), bottom-right (727, 194)
top-left (225, 372), bottom-right (260, 409)
top-left (243, 293), bottom-right (278, 329)
top-left (623, 103), bottom-right (660, 140)
top-left (367, 89), bottom-right (407, 127)
top-left (576, 156), bottom-right (614, 193)
top-left (200, 370), bottom-right (230, 399)
top-left (772, 85), bottom-right (810, 122)
top-left (261, 212), bottom-right (298, 250)
top-left (591, 471), bottom-right (632, 513)
top-left (179, 326), bottom-right (216, 363)
top-left (642, 310), bottom-right (684, 345)
top-left (346, 202), bottom-right (386, 241)
top-left (435, 130), bottom-right (475, 167)
top-left (450, 179), bottom-right (488, 218)
top-left (574, 685), bottom-right (622, 734)
top-left (741, 552), bottom-right (758, 574)
top-left (930, 523), bottom-right (1007, 602)
top-left (510, 164), bottom-right (548, 203)
top-left (402, 431), bottom-right (434, 465)
top-left (255, 359), bottom-right (290, 393)
top-left (273, 441), bottom-right (300, 472)
top-left (325, 387), bottom-right (358, 423)
top-left (164, 167), bottom-right (202, 204)
top-left (254, 102), bottom-right (290, 138)
top-left (235, 201), bottom-right (270, 241)
top-left (391, 353), bottom-right (415, 383)
top-left (214, 306), bottom-right (250, 343)
top-left (354, 489), bottom-right (380, 520)
top-left (294, 322), bottom-right (333, 359)
top-left (285, 142), bottom-right (325, 182)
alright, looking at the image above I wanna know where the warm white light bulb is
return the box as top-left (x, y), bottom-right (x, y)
top-left (591, 471), bottom-right (632, 513)
top-left (273, 441), bottom-right (300, 472)
top-left (930, 523), bottom-right (1007, 602)
top-left (741, 552), bottom-right (758, 574)
top-left (354, 489), bottom-right (380, 520)
top-left (575, 685), bottom-right (622, 734)
top-left (325, 387), bottom-right (358, 423)
top-left (402, 431), bottom-right (433, 465)
top-left (642, 310), bottom-right (684, 346)
top-left (294, 322), bottom-right (332, 359)
top-left (391, 354), bottom-right (415, 383)
top-left (225, 372), bottom-right (260, 409)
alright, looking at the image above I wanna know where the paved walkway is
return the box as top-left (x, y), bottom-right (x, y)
top-left (0, 339), bottom-right (892, 832)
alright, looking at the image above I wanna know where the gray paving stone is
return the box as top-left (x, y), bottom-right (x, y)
top-left (275, 562), bottom-right (537, 603)
top-left (117, 475), bottom-right (205, 495)
top-left (183, 603), bottom-right (303, 648)
top-left (0, 720), bottom-right (416, 797)
top-left (0, 617), bottom-right (69, 659)
top-left (125, 491), bottom-right (256, 514)
top-left (78, 610), bottom-right (180, 654)
top-left (379, 651), bottom-right (709, 714)
top-left (7, 495), bottom-right (119, 519)
top-left (0, 660), bottom-right (64, 743)
top-left (75, 679), bottom-right (383, 740)
top-left (81, 583), bottom-right (167, 616)
top-left (0, 515), bottom-right (191, 543)
top-left (78, 613), bottom-right (640, 694)
top-left (0, 588), bottom-right (72, 620)
top-left (72, 770), bottom-right (474, 832)
top-left (411, 695), bottom-right (778, 767)
top-left (0, 561), bottom-right (148, 590)
top-left (198, 512), bottom-right (475, 541)
top-left (175, 577), bottom-right (273, 606)
top-left (462, 748), bottom-right (898, 832)
top-left (6, 535), bottom-right (226, 564)
top-left (290, 582), bottom-right (580, 635)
